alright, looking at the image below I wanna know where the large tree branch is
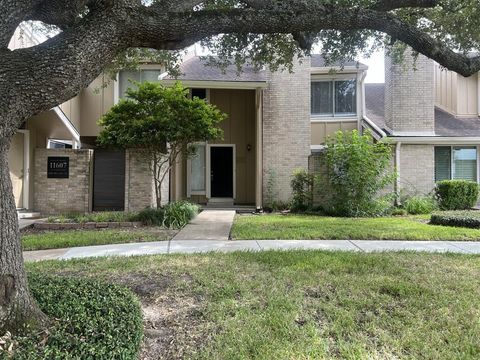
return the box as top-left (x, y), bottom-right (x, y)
top-left (1, 1), bottom-right (480, 137)
top-left (371, 0), bottom-right (440, 11)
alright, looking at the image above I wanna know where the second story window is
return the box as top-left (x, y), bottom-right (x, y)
top-left (119, 69), bottom-right (162, 99)
top-left (311, 79), bottom-right (357, 117)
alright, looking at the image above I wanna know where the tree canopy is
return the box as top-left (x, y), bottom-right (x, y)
top-left (97, 82), bottom-right (225, 207)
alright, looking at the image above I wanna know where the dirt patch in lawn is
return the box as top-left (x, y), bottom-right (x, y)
top-left (107, 272), bottom-right (209, 360)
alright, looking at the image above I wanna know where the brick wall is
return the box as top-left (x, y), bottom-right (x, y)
top-left (34, 149), bottom-right (93, 214)
top-left (385, 52), bottom-right (435, 135)
top-left (124, 150), bottom-right (169, 212)
top-left (262, 58), bottom-right (311, 203)
top-left (398, 144), bottom-right (435, 195)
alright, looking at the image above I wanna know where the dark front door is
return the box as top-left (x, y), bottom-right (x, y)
top-left (93, 149), bottom-right (126, 211)
top-left (210, 146), bottom-right (233, 198)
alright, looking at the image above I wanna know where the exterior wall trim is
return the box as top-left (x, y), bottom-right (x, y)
top-left (389, 137), bottom-right (480, 144)
top-left (362, 116), bottom-right (387, 138)
top-left (52, 106), bottom-right (80, 142)
top-left (162, 80), bottom-right (268, 89)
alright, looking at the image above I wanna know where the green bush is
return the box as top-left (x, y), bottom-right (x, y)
top-left (13, 275), bottom-right (143, 359)
top-left (404, 196), bottom-right (438, 215)
top-left (391, 207), bottom-right (408, 216)
top-left (133, 207), bottom-right (165, 226)
top-left (290, 169), bottom-right (315, 212)
top-left (163, 201), bottom-right (200, 229)
top-left (435, 180), bottom-right (479, 210)
top-left (321, 130), bottom-right (396, 217)
top-left (431, 211), bottom-right (480, 228)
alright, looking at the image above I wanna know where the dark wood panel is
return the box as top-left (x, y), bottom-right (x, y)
top-left (93, 150), bottom-right (125, 211)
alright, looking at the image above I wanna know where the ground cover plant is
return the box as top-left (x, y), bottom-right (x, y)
top-left (403, 195), bottom-right (438, 215)
top-left (47, 211), bottom-right (137, 224)
top-left (231, 214), bottom-right (480, 241)
top-left (5, 275), bottom-right (142, 359)
top-left (25, 251), bottom-right (480, 359)
top-left (21, 228), bottom-right (176, 251)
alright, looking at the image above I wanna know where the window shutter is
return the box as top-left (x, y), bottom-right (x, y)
top-left (435, 146), bottom-right (451, 182)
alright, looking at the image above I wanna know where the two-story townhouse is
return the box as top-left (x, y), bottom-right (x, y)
top-left (12, 24), bottom-right (477, 215)
top-left (363, 52), bottom-right (480, 198)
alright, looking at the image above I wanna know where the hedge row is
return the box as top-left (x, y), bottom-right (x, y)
top-left (12, 275), bottom-right (143, 359)
top-left (431, 211), bottom-right (480, 229)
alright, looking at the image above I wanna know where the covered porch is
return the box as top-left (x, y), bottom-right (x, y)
top-left (169, 85), bottom-right (265, 209)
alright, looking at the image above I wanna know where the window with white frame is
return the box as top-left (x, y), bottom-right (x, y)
top-left (435, 146), bottom-right (478, 182)
top-left (311, 79), bottom-right (357, 117)
top-left (118, 69), bottom-right (163, 99)
top-left (190, 144), bottom-right (206, 193)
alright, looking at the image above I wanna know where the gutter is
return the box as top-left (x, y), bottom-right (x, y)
top-left (388, 136), bottom-right (480, 144)
top-left (362, 116), bottom-right (387, 138)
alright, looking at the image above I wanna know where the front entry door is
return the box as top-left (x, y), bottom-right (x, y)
top-left (210, 146), bottom-right (234, 198)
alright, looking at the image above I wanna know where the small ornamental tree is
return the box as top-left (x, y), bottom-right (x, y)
top-left (323, 130), bottom-right (395, 217)
top-left (98, 82), bottom-right (225, 208)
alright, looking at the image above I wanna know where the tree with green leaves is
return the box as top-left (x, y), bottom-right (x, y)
top-left (1, 0), bottom-right (480, 333)
top-left (322, 130), bottom-right (395, 217)
top-left (97, 82), bottom-right (225, 208)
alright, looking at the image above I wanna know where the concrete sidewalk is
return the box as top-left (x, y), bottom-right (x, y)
top-left (23, 239), bottom-right (480, 262)
top-left (172, 210), bottom-right (235, 240)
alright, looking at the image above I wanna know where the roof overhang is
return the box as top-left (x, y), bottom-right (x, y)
top-left (311, 65), bottom-right (368, 75)
top-left (161, 79), bottom-right (268, 89)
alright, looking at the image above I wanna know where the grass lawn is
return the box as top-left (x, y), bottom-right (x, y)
top-left (28, 251), bottom-right (480, 359)
top-left (21, 228), bottom-right (177, 251)
top-left (231, 214), bottom-right (480, 241)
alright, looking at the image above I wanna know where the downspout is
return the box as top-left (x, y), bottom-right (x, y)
top-left (395, 142), bottom-right (402, 206)
top-left (359, 70), bottom-right (367, 133)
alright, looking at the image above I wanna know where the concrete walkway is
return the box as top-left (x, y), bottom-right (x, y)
top-left (172, 210), bottom-right (236, 241)
top-left (23, 239), bottom-right (480, 262)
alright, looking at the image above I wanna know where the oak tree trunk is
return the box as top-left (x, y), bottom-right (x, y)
top-left (0, 135), bottom-right (47, 334)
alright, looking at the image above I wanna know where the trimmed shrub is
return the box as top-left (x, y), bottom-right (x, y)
top-left (404, 196), bottom-right (438, 215)
top-left (291, 169), bottom-right (315, 212)
top-left (431, 211), bottom-right (480, 228)
top-left (163, 201), bottom-right (200, 229)
top-left (13, 275), bottom-right (143, 359)
top-left (435, 180), bottom-right (479, 210)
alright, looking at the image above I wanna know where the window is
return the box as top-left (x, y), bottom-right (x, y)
top-left (435, 146), bottom-right (477, 182)
top-left (118, 69), bottom-right (162, 99)
top-left (190, 144), bottom-right (206, 193)
top-left (311, 79), bottom-right (357, 116)
top-left (191, 88), bottom-right (207, 100)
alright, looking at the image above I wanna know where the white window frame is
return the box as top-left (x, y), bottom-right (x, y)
top-left (114, 66), bottom-right (165, 105)
top-left (206, 144), bottom-right (236, 200)
top-left (311, 75), bottom-right (358, 119)
top-left (435, 145), bottom-right (479, 183)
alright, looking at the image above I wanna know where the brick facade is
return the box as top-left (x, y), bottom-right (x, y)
top-left (34, 149), bottom-right (93, 214)
top-left (262, 58), bottom-right (311, 203)
top-left (124, 150), bottom-right (169, 212)
top-left (398, 144), bottom-right (435, 195)
top-left (385, 53), bottom-right (435, 135)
